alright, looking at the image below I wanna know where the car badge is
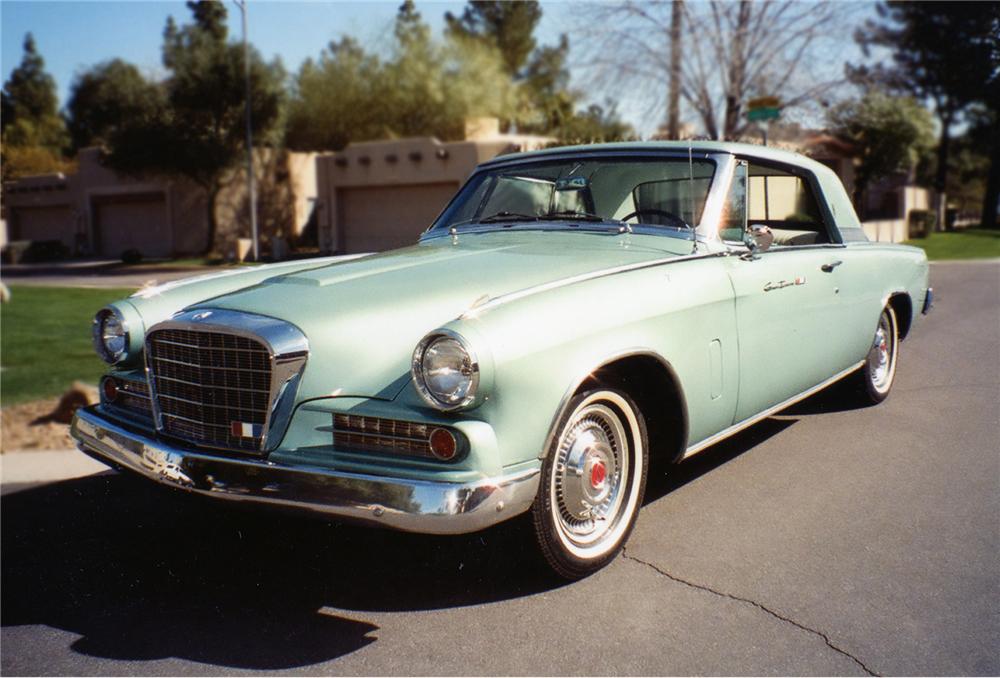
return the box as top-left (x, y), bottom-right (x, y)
top-left (192, 311), bottom-right (213, 321)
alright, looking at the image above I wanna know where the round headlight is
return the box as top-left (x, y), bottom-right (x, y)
top-left (92, 307), bottom-right (129, 364)
top-left (412, 332), bottom-right (480, 410)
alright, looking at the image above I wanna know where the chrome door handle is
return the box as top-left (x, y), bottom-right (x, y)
top-left (821, 260), bottom-right (843, 272)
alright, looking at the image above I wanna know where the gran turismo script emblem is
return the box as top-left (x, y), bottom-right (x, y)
top-left (764, 276), bottom-right (806, 292)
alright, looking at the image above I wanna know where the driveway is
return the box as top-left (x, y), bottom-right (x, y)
top-left (1, 259), bottom-right (216, 289)
top-left (2, 261), bottom-right (997, 675)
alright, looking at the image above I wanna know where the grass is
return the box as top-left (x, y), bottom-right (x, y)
top-left (1, 286), bottom-right (134, 407)
top-left (903, 228), bottom-right (1000, 260)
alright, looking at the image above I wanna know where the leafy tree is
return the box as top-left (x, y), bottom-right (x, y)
top-left (445, 1), bottom-right (541, 76)
top-left (1, 33), bottom-right (69, 178)
top-left (946, 105), bottom-right (1000, 228)
top-left (852, 1), bottom-right (1000, 228)
top-left (66, 59), bottom-right (163, 150)
top-left (285, 38), bottom-right (388, 151)
top-left (518, 35), bottom-right (572, 132)
top-left (286, 1), bottom-right (516, 149)
top-left (103, 1), bottom-right (285, 253)
top-left (556, 102), bottom-right (635, 145)
top-left (827, 91), bottom-right (935, 216)
top-left (443, 1), bottom-right (631, 141)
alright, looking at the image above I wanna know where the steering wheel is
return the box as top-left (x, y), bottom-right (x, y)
top-left (620, 208), bottom-right (689, 229)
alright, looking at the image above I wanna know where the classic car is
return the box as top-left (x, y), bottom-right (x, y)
top-left (73, 141), bottom-right (932, 579)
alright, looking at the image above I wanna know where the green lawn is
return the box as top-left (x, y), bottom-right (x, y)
top-left (1, 286), bottom-right (134, 406)
top-left (903, 228), bottom-right (1000, 260)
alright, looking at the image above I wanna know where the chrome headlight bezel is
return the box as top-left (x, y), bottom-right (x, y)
top-left (92, 306), bottom-right (130, 365)
top-left (411, 329), bottom-right (481, 411)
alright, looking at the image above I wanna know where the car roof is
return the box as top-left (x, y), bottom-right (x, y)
top-left (480, 140), bottom-right (819, 171)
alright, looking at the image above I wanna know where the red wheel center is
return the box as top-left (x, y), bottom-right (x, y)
top-left (590, 461), bottom-right (607, 488)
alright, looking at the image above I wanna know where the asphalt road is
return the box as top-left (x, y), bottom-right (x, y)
top-left (2, 260), bottom-right (997, 676)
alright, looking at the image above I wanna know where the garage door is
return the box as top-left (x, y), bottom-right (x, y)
top-left (13, 206), bottom-right (76, 247)
top-left (338, 183), bottom-right (460, 253)
top-left (95, 194), bottom-right (170, 258)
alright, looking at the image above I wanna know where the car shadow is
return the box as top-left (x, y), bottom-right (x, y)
top-left (2, 406), bottom-right (827, 671)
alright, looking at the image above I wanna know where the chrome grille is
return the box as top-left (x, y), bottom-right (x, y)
top-left (114, 378), bottom-right (153, 420)
top-left (147, 328), bottom-right (272, 452)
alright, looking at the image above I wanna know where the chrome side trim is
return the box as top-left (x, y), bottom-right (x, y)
top-left (71, 406), bottom-right (540, 535)
top-left (145, 308), bottom-right (309, 453)
top-left (682, 360), bottom-right (865, 459)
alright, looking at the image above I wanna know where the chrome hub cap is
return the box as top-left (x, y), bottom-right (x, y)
top-left (552, 404), bottom-right (627, 547)
top-left (868, 312), bottom-right (894, 392)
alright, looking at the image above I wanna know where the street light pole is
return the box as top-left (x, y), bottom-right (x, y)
top-left (233, 0), bottom-right (258, 262)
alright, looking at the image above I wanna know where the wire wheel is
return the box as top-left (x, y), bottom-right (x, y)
top-left (533, 388), bottom-right (647, 578)
top-left (856, 304), bottom-right (899, 404)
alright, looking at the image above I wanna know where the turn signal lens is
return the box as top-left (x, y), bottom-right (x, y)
top-left (101, 376), bottom-right (119, 403)
top-left (428, 427), bottom-right (457, 460)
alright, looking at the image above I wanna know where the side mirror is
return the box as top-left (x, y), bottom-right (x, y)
top-left (745, 224), bottom-right (773, 254)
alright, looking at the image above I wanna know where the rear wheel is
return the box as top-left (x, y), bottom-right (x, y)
top-left (855, 305), bottom-right (899, 404)
top-left (532, 388), bottom-right (648, 579)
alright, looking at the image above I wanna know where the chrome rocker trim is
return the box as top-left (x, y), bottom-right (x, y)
top-left (71, 406), bottom-right (540, 535)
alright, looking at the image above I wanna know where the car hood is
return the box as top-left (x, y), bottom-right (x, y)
top-left (193, 231), bottom-right (693, 401)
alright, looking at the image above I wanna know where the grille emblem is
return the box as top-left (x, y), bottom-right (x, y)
top-left (231, 421), bottom-right (263, 438)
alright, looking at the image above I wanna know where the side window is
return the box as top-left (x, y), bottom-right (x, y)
top-left (747, 163), bottom-right (830, 246)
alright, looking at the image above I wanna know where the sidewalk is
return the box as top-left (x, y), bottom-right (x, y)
top-left (0, 449), bottom-right (109, 491)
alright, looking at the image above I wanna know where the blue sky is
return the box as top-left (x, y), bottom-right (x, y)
top-left (1, 1), bottom-right (567, 103)
top-left (2, 1), bottom-right (876, 137)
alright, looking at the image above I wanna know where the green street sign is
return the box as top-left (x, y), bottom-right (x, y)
top-left (747, 106), bottom-right (780, 122)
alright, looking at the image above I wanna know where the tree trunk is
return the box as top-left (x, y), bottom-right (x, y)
top-left (203, 183), bottom-right (220, 255)
top-left (980, 118), bottom-right (1000, 229)
top-left (934, 108), bottom-right (954, 232)
top-left (852, 179), bottom-right (867, 221)
top-left (667, 0), bottom-right (683, 139)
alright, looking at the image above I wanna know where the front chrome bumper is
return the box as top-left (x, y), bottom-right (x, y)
top-left (70, 406), bottom-right (540, 535)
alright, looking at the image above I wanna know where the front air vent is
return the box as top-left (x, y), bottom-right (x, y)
top-left (332, 414), bottom-right (463, 461)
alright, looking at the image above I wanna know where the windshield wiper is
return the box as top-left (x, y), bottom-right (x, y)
top-left (541, 210), bottom-right (632, 232)
top-left (541, 210), bottom-right (607, 222)
top-left (478, 211), bottom-right (542, 223)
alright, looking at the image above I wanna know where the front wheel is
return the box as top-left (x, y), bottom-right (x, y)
top-left (532, 388), bottom-right (648, 579)
top-left (855, 304), bottom-right (899, 404)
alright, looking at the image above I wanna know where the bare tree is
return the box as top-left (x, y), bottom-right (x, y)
top-left (574, 0), bottom-right (857, 139)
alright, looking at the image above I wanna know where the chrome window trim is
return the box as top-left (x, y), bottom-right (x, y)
top-left (144, 308), bottom-right (308, 453)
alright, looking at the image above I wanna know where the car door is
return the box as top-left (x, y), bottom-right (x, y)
top-left (722, 160), bottom-right (858, 423)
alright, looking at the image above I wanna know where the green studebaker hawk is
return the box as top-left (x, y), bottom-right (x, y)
top-left (75, 141), bottom-right (932, 578)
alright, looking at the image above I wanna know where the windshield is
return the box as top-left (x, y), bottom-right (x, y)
top-left (430, 156), bottom-right (716, 234)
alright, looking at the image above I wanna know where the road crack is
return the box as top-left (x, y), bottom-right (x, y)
top-left (622, 550), bottom-right (879, 676)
